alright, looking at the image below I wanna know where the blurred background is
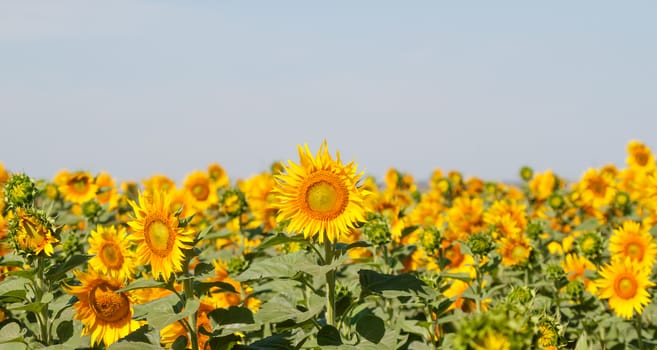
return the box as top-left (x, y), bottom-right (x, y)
top-left (1, 1), bottom-right (656, 184)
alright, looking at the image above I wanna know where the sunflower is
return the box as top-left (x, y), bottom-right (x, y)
top-left (208, 162), bottom-right (230, 188)
top-left (95, 172), bottom-right (118, 209)
top-left (561, 253), bottom-right (597, 294)
top-left (528, 170), bottom-right (557, 201)
top-left (183, 170), bottom-right (218, 212)
top-left (88, 225), bottom-right (136, 281)
top-left (58, 171), bottom-right (98, 204)
top-left (498, 234), bottom-right (532, 266)
top-left (596, 258), bottom-right (655, 319)
top-left (142, 174), bottom-right (176, 195)
top-left (65, 269), bottom-right (143, 347)
top-left (0, 161), bottom-right (8, 184)
top-left (8, 208), bottom-right (58, 257)
top-left (626, 140), bottom-right (655, 171)
top-left (127, 190), bottom-right (196, 280)
top-left (272, 141), bottom-right (368, 243)
top-left (609, 221), bottom-right (657, 270)
top-left (576, 168), bottom-right (616, 209)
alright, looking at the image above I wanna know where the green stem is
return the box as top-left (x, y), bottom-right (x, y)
top-left (183, 277), bottom-right (199, 350)
top-left (635, 315), bottom-right (645, 350)
top-left (474, 255), bottom-right (484, 313)
top-left (36, 257), bottom-right (50, 345)
top-left (324, 236), bottom-right (336, 326)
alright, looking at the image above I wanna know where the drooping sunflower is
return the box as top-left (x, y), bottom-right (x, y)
top-left (8, 207), bottom-right (58, 257)
top-left (95, 172), bottom-right (118, 209)
top-left (58, 171), bottom-right (98, 204)
top-left (596, 258), bottom-right (655, 319)
top-left (88, 225), bottom-right (136, 281)
top-left (127, 190), bottom-right (196, 280)
top-left (65, 269), bottom-right (144, 347)
top-left (272, 141), bottom-right (368, 243)
top-left (609, 221), bottom-right (657, 270)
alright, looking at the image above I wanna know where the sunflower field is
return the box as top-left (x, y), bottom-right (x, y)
top-left (1, 140), bottom-right (657, 350)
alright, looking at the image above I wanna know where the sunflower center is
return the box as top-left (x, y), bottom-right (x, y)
top-left (511, 245), bottom-right (529, 261)
top-left (635, 152), bottom-right (649, 166)
top-left (192, 184), bottom-right (209, 201)
top-left (588, 177), bottom-right (607, 197)
top-left (99, 242), bottom-right (124, 269)
top-left (90, 283), bottom-right (131, 323)
top-left (146, 220), bottom-right (174, 256)
top-left (303, 172), bottom-right (348, 220)
top-left (69, 176), bottom-right (90, 194)
top-left (625, 242), bottom-right (645, 261)
top-left (614, 275), bottom-right (638, 299)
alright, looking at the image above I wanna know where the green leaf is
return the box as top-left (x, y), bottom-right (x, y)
top-left (0, 343), bottom-right (26, 350)
top-left (197, 227), bottom-right (233, 243)
top-left (45, 255), bottom-right (92, 282)
top-left (575, 218), bottom-right (599, 232)
top-left (208, 306), bottom-right (254, 325)
top-left (356, 314), bottom-right (385, 344)
top-left (0, 321), bottom-right (23, 343)
top-left (358, 269), bottom-right (427, 297)
top-left (574, 332), bottom-right (590, 350)
top-left (231, 335), bottom-right (292, 350)
top-left (147, 298), bottom-right (200, 330)
top-left (257, 233), bottom-right (307, 250)
top-left (195, 281), bottom-right (237, 296)
top-left (109, 341), bottom-right (162, 350)
top-left (193, 263), bottom-right (214, 276)
top-left (115, 278), bottom-right (166, 293)
top-left (317, 325), bottom-right (342, 346)
top-left (9, 301), bottom-right (46, 312)
top-left (440, 272), bottom-right (472, 283)
top-left (336, 241), bottom-right (372, 251)
top-left (56, 321), bottom-right (73, 343)
top-left (236, 251), bottom-right (314, 281)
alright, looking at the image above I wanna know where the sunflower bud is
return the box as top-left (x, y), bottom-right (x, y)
top-left (220, 188), bottom-right (246, 218)
top-left (613, 191), bottom-right (631, 210)
top-left (526, 220), bottom-right (544, 240)
top-left (420, 227), bottom-right (441, 252)
top-left (547, 193), bottom-right (564, 210)
top-left (507, 286), bottom-right (533, 305)
top-left (362, 213), bottom-right (391, 246)
top-left (82, 200), bottom-right (102, 220)
top-left (545, 263), bottom-right (565, 282)
top-left (576, 232), bottom-right (603, 261)
top-left (519, 166), bottom-right (533, 182)
top-left (565, 279), bottom-right (585, 300)
top-left (4, 173), bottom-right (37, 210)
top-left (467, 231), bottom-right (494, 257)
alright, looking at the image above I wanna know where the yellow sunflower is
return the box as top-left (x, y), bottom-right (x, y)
top-left (498, 234), bottom-right (532, 266)
top-left (88, 225), bottom-right (136, 281)
top-left (58, 171), bottom-right (98, 204)
top-left (609, 221), bottom-right (657, 270)
top-left (142, 174), bottom-right (176, 195)
top-left (9, 208), bottom-right (58, 257)
top-left (0, 161), bottom-right (8, 184)
top-left (95, 172), bottom-right (118, 209)
top-left (561, 253), bottom-right (597, 294)
top-left (596, 258), bottom-right (655, 319)
top-left (626, 140), bottom-right (655, 171)
top-left (65, 269), bottom-right (143, 347)
top-left (183, 170), bottom-right (218, 212)
top-left (127, 190), bottom-right (196, 280)
top-left (208, 162), bottom-right (230, 188)
top-left (272, 141), bottom-right (368, 243)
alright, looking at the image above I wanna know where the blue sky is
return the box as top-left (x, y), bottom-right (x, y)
top-left (1, 1), bottom-right (656, 184)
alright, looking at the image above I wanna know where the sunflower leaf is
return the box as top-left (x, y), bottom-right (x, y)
top-left (45, 255), bottom-right (93, 283)
top-left (115, 278), bottom-right (167, 293)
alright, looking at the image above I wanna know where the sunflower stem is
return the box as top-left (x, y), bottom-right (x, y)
top-left (183, 277), bottom-right (199, 350)
top-left (324, 236), bottom-right (336, 327)
top-left (35, 257), bottom-right (50, 345)
top-left (635, 315), bottom-right (645, 350)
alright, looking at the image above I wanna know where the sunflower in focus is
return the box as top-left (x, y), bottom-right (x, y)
top-left (273, 141), bottom-right (368, 243)
top-left (58, 171), bottom-right (98, 204)
top-left (128, 190), bottom-right (196, 280)
top-left (596, 258), bottom-right (655, 319)
top-left (609, 221), bottom-right (657, 270)
top-left (66, 269), bottom-right (143, 347)
top-left (88, 225), bottom-right (136, 281)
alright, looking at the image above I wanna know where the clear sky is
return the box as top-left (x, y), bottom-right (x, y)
top-left (1, 1), bottom-right (656, 185)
